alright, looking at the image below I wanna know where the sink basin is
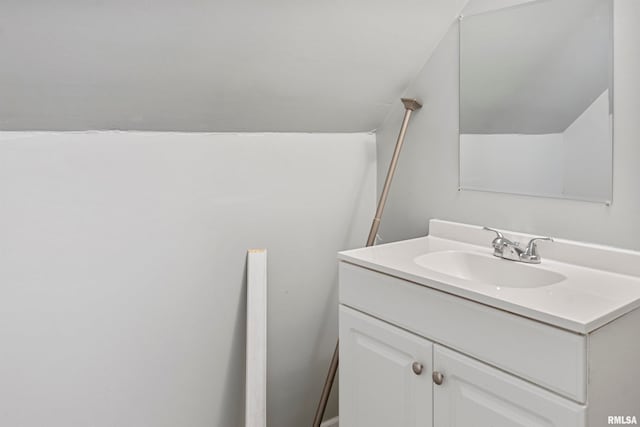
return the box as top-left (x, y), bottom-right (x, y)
top-left (339, 219), bottom-right (640, 332)
top-left (413, 250), bottom-right (566, 288)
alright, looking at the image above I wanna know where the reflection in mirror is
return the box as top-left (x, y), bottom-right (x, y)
top-left (459, 0), bottom-right (612, 203)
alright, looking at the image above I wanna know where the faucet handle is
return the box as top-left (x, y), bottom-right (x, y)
top-left (483, 226), bottom-right (504, 239)
top-left (483, 226), bottom-right (514, 256)
top-left (525, 236), bottom-right (554, 249)
top-left (522, 237), bottom-right (554, 263)
top-left (483, 226), bottom-right (515, 245)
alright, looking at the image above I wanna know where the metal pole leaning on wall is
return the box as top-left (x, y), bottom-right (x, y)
top-left (312, 98), bottom-right (423, 427)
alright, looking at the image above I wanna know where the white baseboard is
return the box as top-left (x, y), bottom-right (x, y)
top-left (320, 416), bottom-right (339, 427)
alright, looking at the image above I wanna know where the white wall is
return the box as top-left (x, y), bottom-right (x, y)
top-left (563, 90), bottom-right (612, 201)
top-left (460, 133), bottom-right (564, 196)
top-left (0, 131), bottom-right (376, 427)
top-left (461, 0), bottom-right (538, 16)
top-left (375, 0), bottom-right (640, 251)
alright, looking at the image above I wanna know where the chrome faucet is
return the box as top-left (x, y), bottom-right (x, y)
top-left (483, 227), bottom-right (553, 264)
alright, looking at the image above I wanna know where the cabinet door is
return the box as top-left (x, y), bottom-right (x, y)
top-left (339, 306), bottom-right (433, 427)
top-left (433, 345), bottom-right (586, 427)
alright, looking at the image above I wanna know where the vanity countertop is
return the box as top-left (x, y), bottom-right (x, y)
top-left (338, 220), bottom-right (640, 333)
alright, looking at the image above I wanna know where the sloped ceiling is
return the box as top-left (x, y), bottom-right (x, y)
top-left (0, 0), bottom-right (465, 132)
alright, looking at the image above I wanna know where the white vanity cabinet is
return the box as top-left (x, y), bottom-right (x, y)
top-left (338, 256), bottom-right (640, 427)
top-left (340, 306), bottom-right (433, 427)
top-left (340, 306), bottom-right (584, 427)
top-left (432, 344), bottom-right (584, 426)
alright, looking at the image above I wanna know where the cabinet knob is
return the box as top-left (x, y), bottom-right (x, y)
top-left (432, 371), bottom-right (444, 385)
top-left (411, 362), bottom-right (423, 375)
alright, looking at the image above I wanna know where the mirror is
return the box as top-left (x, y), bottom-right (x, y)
top-left (459, 0), bottom-right (613, 203)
